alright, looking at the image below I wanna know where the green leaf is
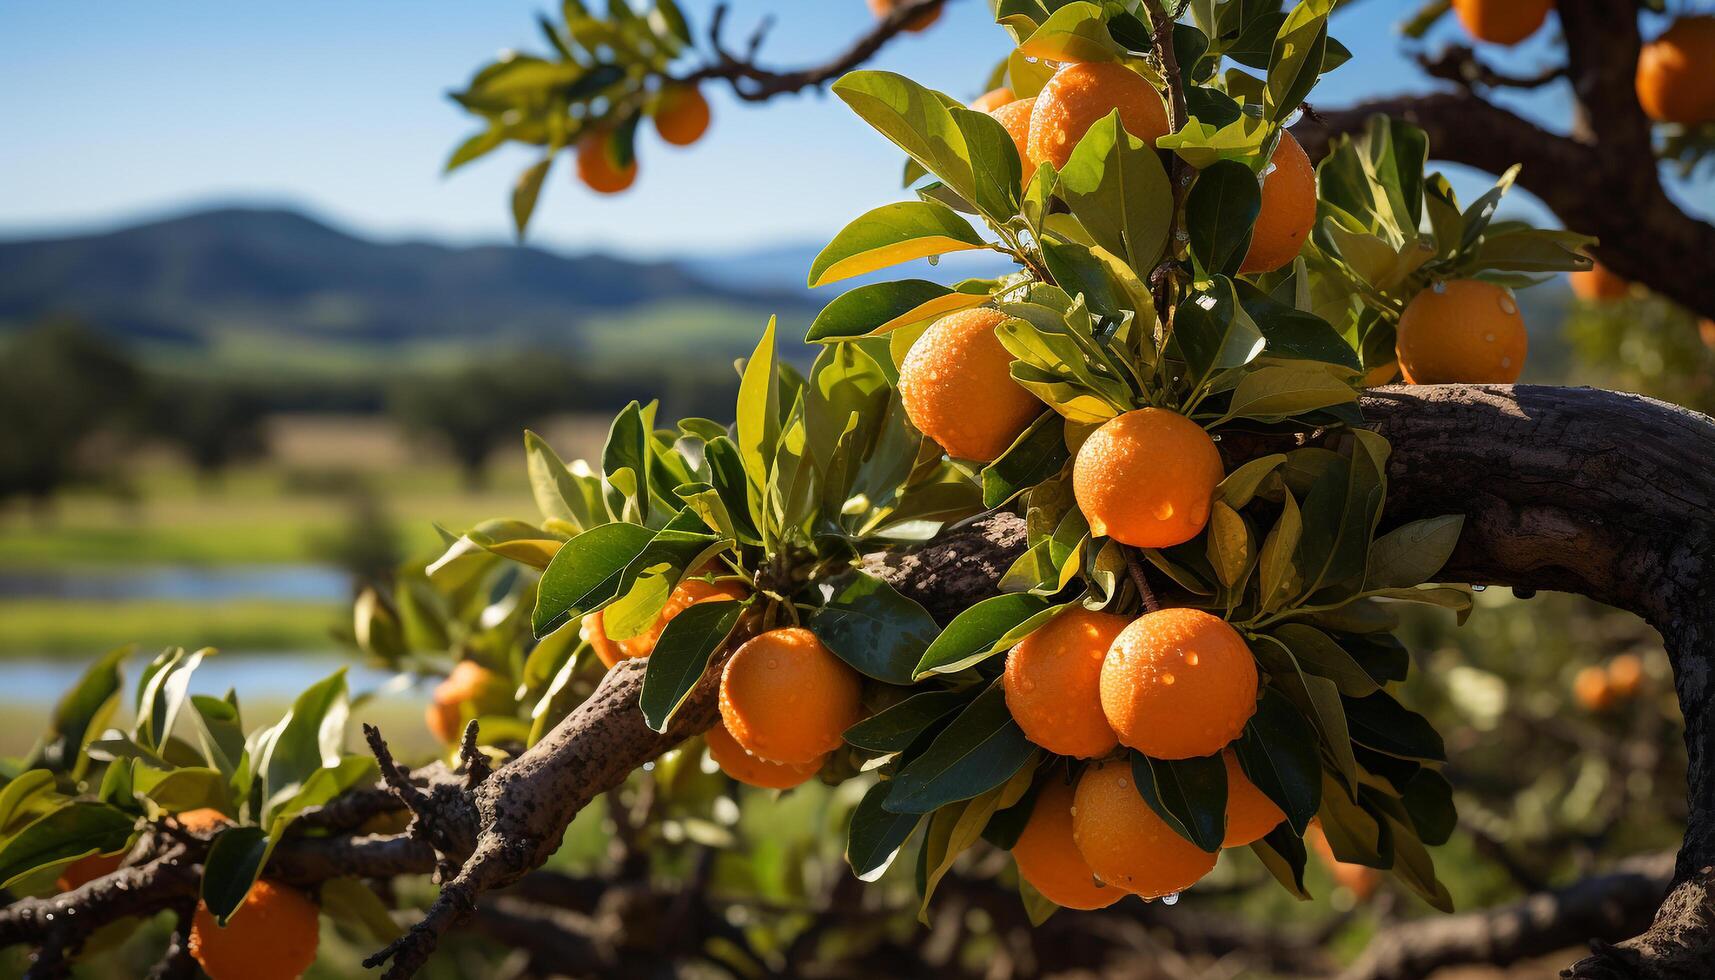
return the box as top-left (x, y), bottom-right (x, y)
top-left (511, 154), bottom-right (553, 240)
top-left (1219, 454), bottom-right (1288, 508)
top-left (847, 779), bottom-right (921, 881)
top-left (915, 593), bottom-right (1057, 678)
top-left (1059, 111), bottom-right (1173, 272)
top-left (1018, 2), bottom-right (1123, 62)
top-left (0, 771), bottom-right (57, 836)
top-left (1222, 364), bottom-right (1356, 422)
top-left (1251, 823), bottom-right (1312, 899)
top-left (808, 202), bottom-right (988, 288)
top-left (1129, 751), bottom-right (1227, 853)
top-left (736, 318), bottom-right (781, 534)
top-left (1236, 281), bottom-right (1362, 371)
top-left (1367, 515), bottom-right (1464, 590)
top-left (845, 691), bottom-right (968, 753)
top-left (1343, 691), bottom-right (1445, 762)
top-left (1176, 277), bottom-right (1265, 398)
top-left (807, 280), bottom-right (979, 343)
top-left (809, 572), bottom-right (940, 685)
top-left (254, 669), bottom-right (349, 822)
top-left (639, 599), bottom-right (745, 732)
top-left (1384, 812), bottom-right (1454, 911)
top-left (1186, 161), bottom-right (1261, 276)
top-left (600, 510), bottom-right (725, 641)
top-left (531, 521), bottom-right (657, 637)
top-left (134, 766), bottom-right (228, 813)
top-left (1271, 624), bottom-right (1378, 697)
top-left (0, 802), bottom-right (135, 889)
top-left (1235, 688), bottom-right (1322, 834)
top-left (201, 825), bottom-right (269, 924)
top-left (1206, 500), bottom-right (1252, 591)
top-left (1264, 0), bottom-right (1333, 124)
top-left (884, 681), bottom-right (1035, 814)
top-left (981, 412), bottom-right (1068, 509)
top-left (1401, 768), bottom-right (1457, 846)
top-left (525, 429), bottom-right (602, 531)
top-left (1294, 430), bottom-right (1388, 598)
top-left (31, 644), bottom-right (128, 777)
top-left (1258, 491), bottom-right (1303, 612)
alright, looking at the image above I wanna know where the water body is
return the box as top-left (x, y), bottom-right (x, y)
top-left (0, 653), bottom-right (407, 704)
top-left (0, 564), bottom-right (351, 602)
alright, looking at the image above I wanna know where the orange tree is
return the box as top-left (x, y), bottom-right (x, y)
top-left (4, 3), bottom-right (1715, 979)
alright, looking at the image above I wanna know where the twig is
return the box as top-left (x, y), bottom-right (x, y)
top-left (1124, 547), bottom-right (1162, 613)
top-left (1417, 45), bottom-right (1566, 91)
top-left (684, 0), bottom-right (947, 102)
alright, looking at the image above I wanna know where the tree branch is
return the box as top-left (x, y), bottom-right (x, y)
top-left (684, 0), bottom-right (947, 102)
top-left (1295, 1), bottom-right (1715, 321)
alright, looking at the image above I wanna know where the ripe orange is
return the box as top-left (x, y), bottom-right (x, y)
top-left (1028, 62), bottom-right (1170, 170)
top-left (1572, 665), bottom-right (1613, 712)
top-left (425, 660), bottom-right (511, 743)
top-left (867, 0), bottom-right (940, 33)
top-left (969, 87), bottom-right (1015, 113)
top-left (1003, 607), bottom-right (1129, 759)
top-left (1307, 822), bottom-right (1379, 899)
top-left (1099, 608), bottom-right (1257, 760)
top-left (1363, 361), bottom-right (1401, 388)
top-left (1071, 763), bottom-right (1218, 898)
top-left (654, 85), bottom-right (711, 147)
top-left (1637, 17), bottom-right (1715, 125)
top-left (1239, 130), bottom-right (1316, 275)
top-left (190, 879), bottom-right (320, 980)
top-left (1012, 777), bottom-right (1124, 909)
top-left (1702, 319), bottom-right (1715, 351)
top-left (1450, 0), bottom-right (1552, 46)
top-left (705, 721), bottom-right (824, 789)
top-left (576, 130), bottom-right (637, 195)
top-left (1570, 262), bottom-right (1629, 302)
top-left (989, 97), bottom-right (1037, 172)
top-left (1395, 280), bottom-right (1528, 384)
top-left (1073, 408), bottom-right (1224, 549)
top-left (1221, 749), bottom-right (1284, 847)
top-left (585, 576), bottom-right (748, 669)
top-left (56, 852), bottom-right (123, 893)
top-left (719, 627), bottom-right (863, 765)
top-left (899, 307), bottom-right (1042, 462)
top-left (176, 808), bottom-right (233, 833)
top-left (1607, 654), bottom-right (1645, 700)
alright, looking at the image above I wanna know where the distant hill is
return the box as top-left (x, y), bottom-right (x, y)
top-left (0, 207), bottom-right (818, 370)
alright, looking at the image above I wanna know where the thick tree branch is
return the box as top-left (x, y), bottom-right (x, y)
top-left (1295, 1), bottom-right (1715, 321)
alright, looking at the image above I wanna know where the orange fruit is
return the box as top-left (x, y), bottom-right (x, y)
top-left (589, 576), bottom-right (748, 670)
top-left (654, 85), bottom-right (710, 146)
top-left (1570, 263), bottom-right (1630, 302)
top-left (1700, 319), bottom-right (1715, 351)
top-left (1607, 654), bottom-right (1645, 700)
top-left (1012, 777), bottom-right (1124, 909)
top-left (176, 808), bottom-right (233, 833)
top-left (705, 721), bottom-right (823, 789)
top-left (1028, 62), bottom-right (1170, 170)
top-left (1637, 17), bottom-right (1715, 125)
top-left (1100, 608), bottom-right (1257, 760)
top-left (899, 307), bottom-right (1042, 462)
top-left (1238, 130), bottom-right (1316, 275)
top-left (1071, 763), bottom-right (1218, 898)
top-left (1450, 0), bottom-right (1551, 46)
top-left (989, 97), bottom-right (1037, 172)
top-left (1395, 280), bottom-right (1527, 384)
top-left (575, 130), bottom-right (637, 195)
top-left (1572, 665), bottom-right (1613, 712)
top-left (1363, 361), bottom-right (1400, 388)
top-left (867, 0), bottom-right (940, 32)
top-left (1307, 823), bottom-right (1379, 899)
top-left (56, 852), bottom-right (123, 893)
top-left (190, 879), bottom-right (320, 980)
top-left (1073, 408), bottom-right (1224, 549)
top-left (970, 87), bottom-right (1015, 113)
top-left (719, 627), bottom-right (863, 765)
top-left (1221, 749), bottom-right (1284, 847)
top-left (424, 660), bottom-right (511, 743)
top-left (1003, 607), bottom-right (1129, 759)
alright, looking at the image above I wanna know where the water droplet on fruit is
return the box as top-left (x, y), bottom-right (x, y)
top-left (1153, 501), bottom-right (1176, 520)
top-left (1500, 357), bottom-right (1513, 369)
top-left (1431, 281), bottom-right (1448, 293)
top-left (1162, 891), bottom-right (1180, 906)
top-left (1185, 652), bottom-right (1200, 666)
top-left (766, 658), bottom-right (779, 669)
top-left (1162, 673), bottom-right (1176, 685)
top-left (1483, 332), bottom-right (1496, 343)
top-left (1019, 677), bottom-right (1037, 693)
top-left (1499, 292), bottom-right (1518, 315)
top-left (1116, 777), bottom-right (1129, 789)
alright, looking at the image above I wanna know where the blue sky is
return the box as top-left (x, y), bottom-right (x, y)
top-left (0, 1), bottom-right (1705, 259)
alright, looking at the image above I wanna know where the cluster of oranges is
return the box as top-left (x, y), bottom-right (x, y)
top-left (1452, 1), bottom-right (1715, 127)
top-left (1002, 606), bottom-right (1278, 904)
top-left (57, 809), bottom-right (320, 980)
top-left (968, 60), bottom-right (1316, 277)
top-left (574, 84), bottom-right (711, 196)
top-left (1572, 653), bottom-right (1647, 713)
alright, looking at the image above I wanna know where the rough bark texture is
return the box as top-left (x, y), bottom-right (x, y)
top-left (1292, 0), bottom-right (1715, 322)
